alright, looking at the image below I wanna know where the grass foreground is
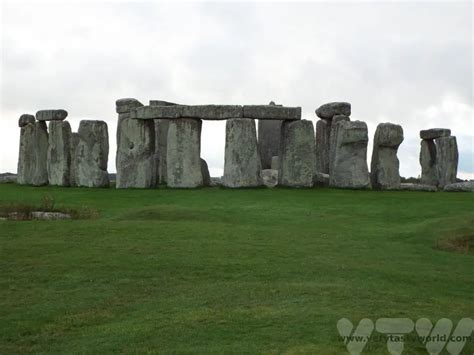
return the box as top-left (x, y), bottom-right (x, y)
top-left (0, 183), bottom-right (473, 353)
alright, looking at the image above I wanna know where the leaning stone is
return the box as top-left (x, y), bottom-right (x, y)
top-left (316, 102), bottom-right (351, 119)
top-left (201, 158), bottom-right (211, 186)
top-left (116, 98), bottom-right (143, 114)
top-left (167, 119), bottom-right (203, 188)
top-left (279, 120), bottom-right (316, 187)
top-left (150, 100), bottom-right (179, 106)
top-left (243, 105), bottom-right (301, 120)
top-left (74, 120), bottom-right (109, 187)
top-left (420, 139), bottom-right (438, 186)
top-left (271, 156), bottom-right (279, 170)
top-left (400, 183), bottom-right (437, 192)
top-left (420, 128), bottom-right (451, 140)
top-left (69, 133), bottom-right (80, 187)
top-left (370, 123), bottom-right (404, 190)
top-left (435, 136), bottom-right (458, 188)
top-left (17, 121), bottom-right (49, 186)
top-left (443, 181), bottom-right (474, 192)
top-left (328, 115), bottom-right (350, 176)
top-left (315, 119), bottom-right (331, 174)
top-left (258, 120), bottom-right (282, 169)
top-left (314, 172), bottom-right (330, 187)
top-left (223, 118), bottom-right (262, 188)
top-left (330, 120), bottom-right (369, 189)
top-left (47, 121), bottom-right (72, 186)
top-left (18, 114), bottom-right (35, 127)
top-left (182, 105), bottom-right (243, 120)
top-left (262, 169), bottom-right (278, 188)
top-left (154, 119), bottom-right (170, 184)
top-left (131, 105), bottom-right (182, 119)
top-left (36, 109), bottom-right (68, 121)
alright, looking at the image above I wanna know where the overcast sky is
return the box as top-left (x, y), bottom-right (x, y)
top-left (1, 1), bottom-right (472, 178)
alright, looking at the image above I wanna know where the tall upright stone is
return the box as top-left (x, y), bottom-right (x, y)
top-left (69, 132), bottom-right (80, 187)
top-left (420, 139), bottom-right (438, 186)
top-left (278, 120), bottom-right (316, 187)
top-left (315, 119), bottom-right (331, 173)
top-left (435, 136), bottom-right (458, 188)
top-left (223, 118), bottom-right (262, 188)
top-left (258, 120), bottom-right (282, 169)
top-left (370, 123), bottom-right (404, 190)
top-left (166, 119), bottom-right (203, 188)
top-left (74, 120), bottom-right (109, 187)
top-left (154, 120), bottom-right (169, 184)
top-left (47, 121), bottom-right (72, 186)
top-left (329, 115), bottom-right (350, 176)
top-left (330, 120), bottom-right (369, 189)
top-left (17, 121), bottom-right (49, 186)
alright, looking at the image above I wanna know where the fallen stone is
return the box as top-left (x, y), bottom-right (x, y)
top-left (18, 114), bottom-right (35, 127)
top-left (47, 121), bottom-right (72, 186)
top-left (116, 98), bottom-right (144, 114)
top-left (167, 119), bottom-right (203, 188)
top-left (17, 121), bottom-right (49, 186)
top-left (370, 123), bottom-right (404, 190)
top-left (0, 174), bottom-right (17, 183)
top-left (400, 183), bottom-right (437, 192)
top-left (316, 102), bottom-right (351, 119)
top-left (271, 156), bottom-right (279, 170)
top-left (314, 172), bottom-right (330, 187)
top-left (182, 105), bottom-right (243, 119)
top-left (435, 136), bottom-right (458, 188)
top-left (262, 169), bottom-right (278, 188)
top-left (223, 118), bottom-right (262, 188)
top-left (330, 120), bottom-right (369, 189)
top-left (74, 120), bottom-right (109, 187)
top-left (328, 115), bottom-right (350, 176)
top-left (279, 120), bottom-right (316, 187)
top-left (315, 119), bottom-right (331, 174)
top-left (443, 181), bottom-right (474, 192)
top-left (201, 158), bottom-right (211, 186)
top-left (420, 128), bottom-right (451, 140)
top-left (420, 139), bottom-right (438, 186)
top-left (243, 105), bottom-right (301, 120)
top-left (36, 109), bottom-right (68, 121)
top-left (258, 120), bottom-right (282, 169)
top-left (31, 211), bottom-right (72, 220)
top-left (210, 177), bottom-right (222, 187)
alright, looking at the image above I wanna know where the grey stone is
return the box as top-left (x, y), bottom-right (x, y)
top-left (0, 174), bottom-right (17, 183)
top-left (243, 105), bottom-right (301, 120)
top-left (166, 119), bottom-right (203, 188)
top-left (435, 136), bottom-right (458, 188)
top-left (154, 119), bottom-right (170, 184)
top-left (328, 115), bottom-right (350, 176)
top-left (131, 105), bottom-right (182, 119)
top-left (330, 120), bottom-right (369, 189)
top-left (223, 118), bottom-right (262, 188)
top-left (36, 109), bottom-right (68, 121)
top-left (278, 119), bottom-right (316, 187)
top-left (182, 105), bottom-right (243, 119)
top-left (443, 181), bottom-right (474, 192)
top-left (370, 123), bottom-right (404, 190)
top-left (258, 120), bottom-right (282, 169)
top-left (420, 128), bottom-right (451, 140)
top-left (69, 133), bottom-right (80, 187)
top-left (271, 156), bottom-right (279, 170)
top-left (210, 177), bottom-right (222, 187)
top-left (18, 114), bottom-right (35, 127)
top-left (316, 102), bottom-right (351, 119)
top-left (262, 169), bottom-right (278, 188)
top-left (313, 172), bottom-right (330, 187)
top-left (150, 100), bottom-right (179, 106)
top-left (47, 121), bottom-right (72, 186)
top-left (201, 158), bottom-right (211, 186)
top-left (31, 211), bottom-right (72, 220)
top-left (315, 119), bottom-right (331, 174)
top-left (17, 121), bottom-right (49, 186)
top-left (74, 120), bottom-right (109, 187)
top-left (420, 139), bottom-right (438, 186)
top-left (116, 98), bottom-right (143, 114)
top-left (400, 183), bottom-right (437, 192)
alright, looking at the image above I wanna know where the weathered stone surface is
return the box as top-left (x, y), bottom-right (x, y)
top-left (18, 114), bottom-right (35, 127)
top-left (243, 105), bottom-right (301, 120)
top-left (210, 177), bottom-right (222, 187)
top-left (258, 120), bottom-right (282, 169)
top-left (420, 128), bottom-right (451, 140)
top-left (262, 169), bottom-right (278, 188)
top-left (330, 120), bottom-right (369, 189)
top-left (131, 105), bottom-right (182, 119)
top-left (116, 118), bottom-right (156, 188)
top-left (435, 136), bottom-right (458, 188)
top-left (400, 183), bottom-right (437, 192)
top-left (443, 181), bottom-right (474, 192)
top-left (370, 123), bottom-right (404, 190)
top-left (154, 119), bottom-right (170, 184)
top-left (316, 102), bottom-right (351, 119)
top-left (314, 172), bottom-right (330, 187)
top-left (31, 211), bottom-right (72, 220)
top-left (223, 118), bottom-right (262, 188)
top-left (36, 109), bottom-right (68, 121)
top-left (47, 121), bottom-right (72, 186)
top-left (328, 115), bottom-right (350, 176)
top-left (74, 120), bottom-right (109, 187)
top-left (17, 121), bottom-right (49, 186)
top-left (69, 133), bottom-right (80, 187)
top-left (315, 119), bottom-right (331, 174)
top-left (150, 100), bottom-right (179, 106)
top-left (201, 158), bottom-right (211, 186)
top-left (278, 120), bottom-right (316, 187)
top-left (116, 98), bottom-right (143, 114)
top-left (166, 119), bottom-right (203, 188)
top-left (271, 156), bottom-right (279, 170)
top-left (420, 139), bottom-right (438, 186)
top-left (182, 105), bottom-right (243, 119)
top-left (0, 174), bottom-right (17, 183)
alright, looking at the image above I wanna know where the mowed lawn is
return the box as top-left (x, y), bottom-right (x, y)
top-left (0, 183), bottom-right (473, 353)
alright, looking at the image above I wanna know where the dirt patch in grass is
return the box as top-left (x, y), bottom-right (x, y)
top-left (434, 233), bottom-right (474, 255)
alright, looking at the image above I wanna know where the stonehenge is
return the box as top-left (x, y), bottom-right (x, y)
top-left (258, 120), bottom-right (282, 169)
top-left (47, 121), bottom-right (72, 186)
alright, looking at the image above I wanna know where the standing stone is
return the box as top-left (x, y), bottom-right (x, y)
top-left (258, 119), bottom-right (282, 169)
top-left (278, 120), bottom-right (316, 187)
top-left (370, 123), bottom-right (404, 190)
top-left (17, 121), bottom-right (49, 186)
top-left (271, 156), bottom-right (279, 170)
top-left (154, 120), bottom-right (170, 184)
top-left (315, 119), bottom-right (331, 173)
top-left (329, 115), bottom-right (350, 176)
top-left (435, 136), bottom-right (458, 188)
top-left (201, 158), bottom-right (211, 186)
top-left (330, 120), bottom-right (369, 189)
top-left (69, 133), bottom-right (80, 187)
top-left (419, 139), bottom-right (438, 186)
top-left (47, 121), bottom-right (72, 186)
top-left (74, 120), bottom-right (109, 187)
top-left (167, 119), bottom-right (203, 188)
top-left (18, 114), bottom-right (35, 127)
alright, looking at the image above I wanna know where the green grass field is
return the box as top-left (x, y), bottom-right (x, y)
top-left (0, 183), bottom-right (473, 353)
